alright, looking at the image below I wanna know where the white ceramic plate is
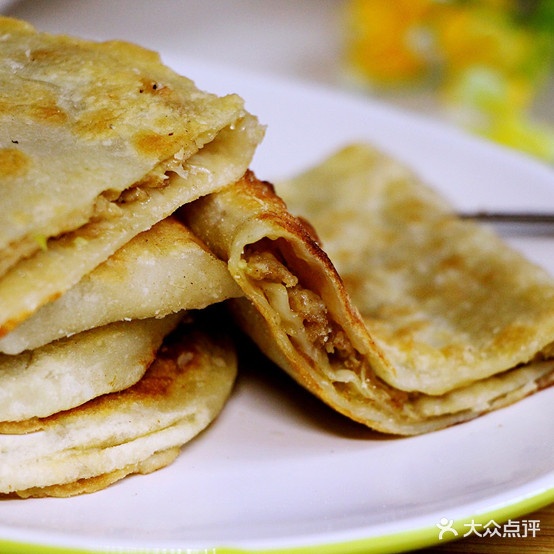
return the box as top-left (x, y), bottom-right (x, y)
top-left (1, 57), bottom-right (553, 554)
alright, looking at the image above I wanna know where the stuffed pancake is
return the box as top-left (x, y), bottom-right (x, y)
top-left (0, 312), bottom-right (237, 497)
top-left (182, 155), bottom-right (554, 435)
top-left (0, 16), bottom-right (263, 335)
top-left (0, 314), bottom-right (182, 431)
top-left (0, 217), bottom-right (241, 354)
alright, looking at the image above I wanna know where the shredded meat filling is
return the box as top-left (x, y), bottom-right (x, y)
top-left (288, 287), bottom-right (332, 351)
top-left (244, 249), bottom-right (298, 288)
top-left (245, 248), bottom-right (347, 359)
top-left (243, 246), bottom-right (413, 407)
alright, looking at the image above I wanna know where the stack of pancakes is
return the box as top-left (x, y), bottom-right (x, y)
top-left (2, 17), bottom-right (554, 498)
top-left (0, 16), bottom-right (262, 497)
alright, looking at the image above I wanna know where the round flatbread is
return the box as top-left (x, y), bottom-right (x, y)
top-left (0, 312), bottom-right (237, 497)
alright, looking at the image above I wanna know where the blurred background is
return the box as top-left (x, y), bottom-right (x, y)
top-left (3, 0), bottom-right (553, 163)
top-left (344, 0), bottom-right (554, 163)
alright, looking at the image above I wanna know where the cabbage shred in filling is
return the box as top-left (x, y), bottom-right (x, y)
top-left (243, 247), bottom-right (364, 383)
top-left (242, 244), bottom-right (414, 415)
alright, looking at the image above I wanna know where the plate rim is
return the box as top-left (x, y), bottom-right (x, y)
top-left (1, 487), bottom-right (552, 553)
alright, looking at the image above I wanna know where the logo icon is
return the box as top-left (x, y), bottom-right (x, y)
top-left (436, 517), bottom-right (459, 540)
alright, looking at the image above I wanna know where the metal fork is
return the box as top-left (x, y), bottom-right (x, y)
top-left (460, 212), bottom-right (554, 224)
top-left (459, 212), bottom-right (554, 235)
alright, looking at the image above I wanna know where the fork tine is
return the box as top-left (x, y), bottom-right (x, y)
top-left (459, 212), bottom-right (554, 224)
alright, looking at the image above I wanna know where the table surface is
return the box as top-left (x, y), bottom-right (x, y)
top-left (3, 2), bottom-right (553, 553)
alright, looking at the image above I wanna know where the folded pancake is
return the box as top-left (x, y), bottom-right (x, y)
top-left (0, 311), bottom-right (237, 497)
top-left (182, 164), bottom-right (554, 435)
top-left (278, 144), bottom-right (554, 394)
top-left (0, 16), bottom-right (263, 335)
top-left (0, 314), bottom-right (182, 432)
top-left (0, 217), bottom-right (242, 354)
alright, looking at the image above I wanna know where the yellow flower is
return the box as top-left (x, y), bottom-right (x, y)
top-left (345, 0), bottom-right (434, 85)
